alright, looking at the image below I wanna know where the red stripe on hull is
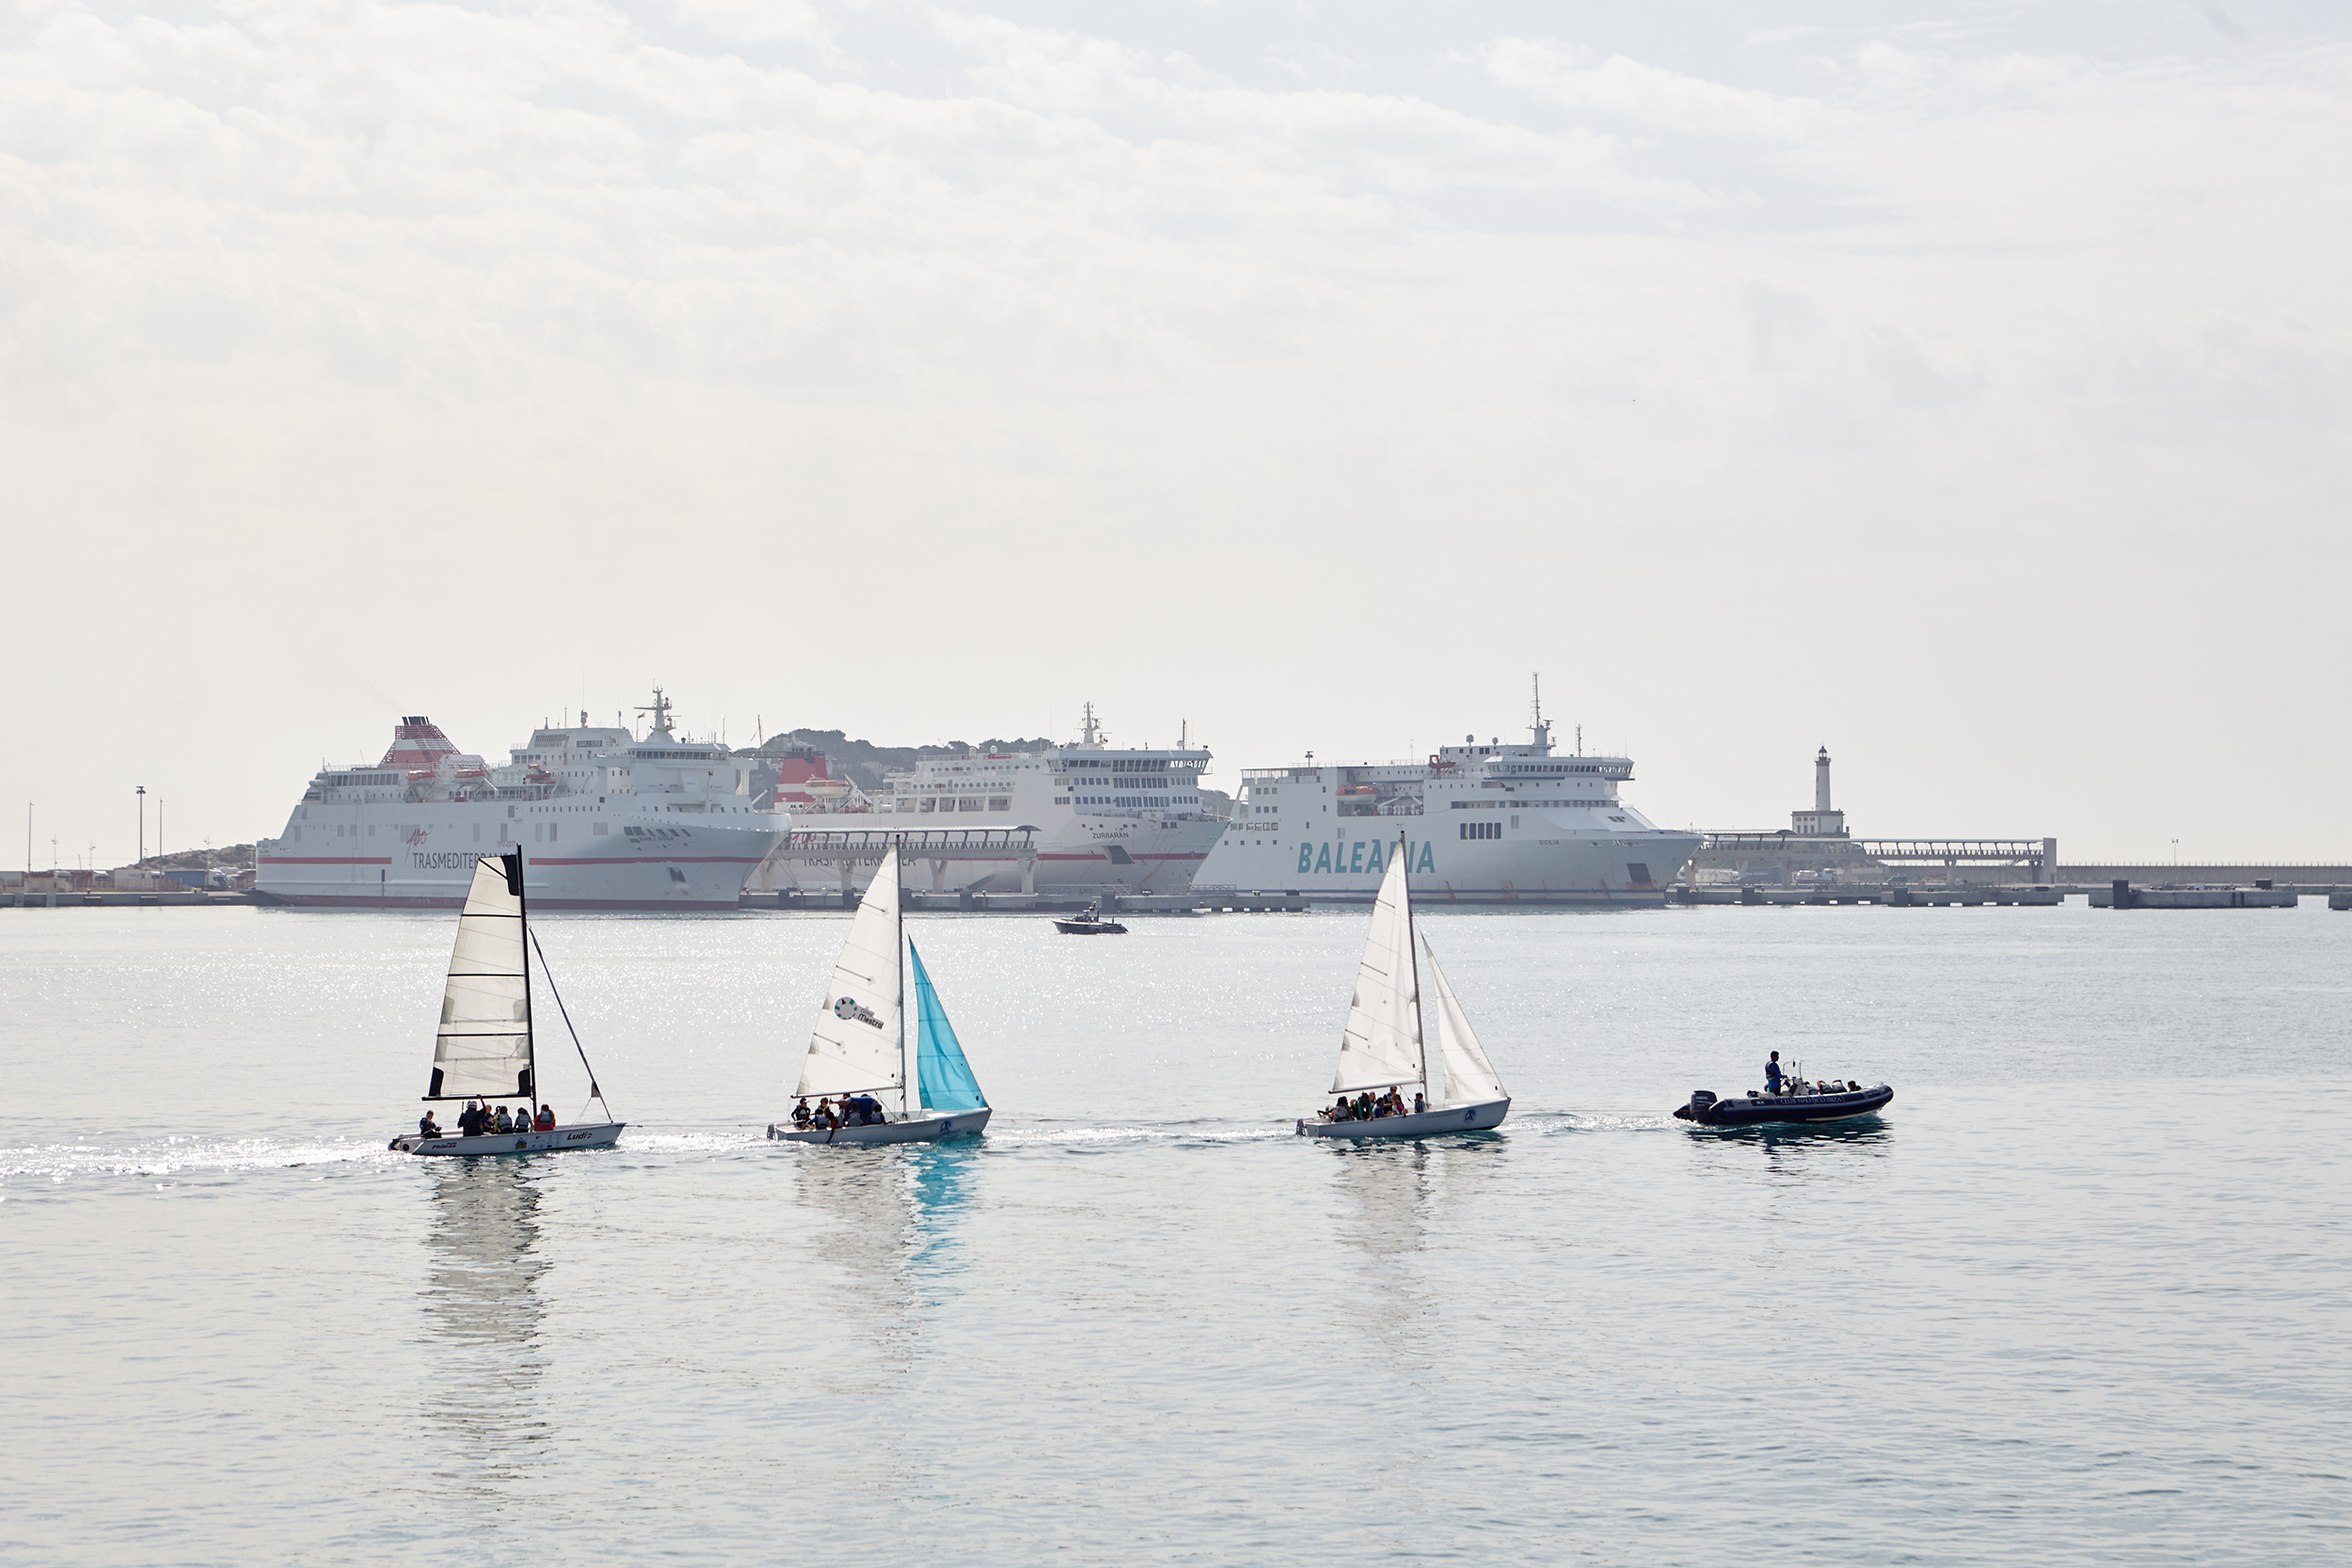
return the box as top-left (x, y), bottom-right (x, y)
top-left (259, 856), bottom-right (395, 865)
top-left (262, 895), bottom-right (742, 911)
top-left (525, 856), bottom-right (765, 866)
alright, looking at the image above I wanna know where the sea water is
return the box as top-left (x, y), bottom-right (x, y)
top-left (3, 902), bottom-right (2346, 1565)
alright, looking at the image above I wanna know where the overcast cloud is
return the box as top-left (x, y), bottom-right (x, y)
top-left (5, 0), bottom-right (2348, 865)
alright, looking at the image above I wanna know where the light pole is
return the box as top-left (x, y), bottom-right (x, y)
top-left (136, 784), bottom-right (147, 869)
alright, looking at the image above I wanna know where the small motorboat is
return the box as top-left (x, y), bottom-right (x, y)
top-left (1054, 905), bottom-right (1127, 935)
top-left (1673, 1077), bottom-right (1893, 1127)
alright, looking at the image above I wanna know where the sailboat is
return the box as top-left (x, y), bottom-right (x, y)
top-left (389, 850), bottom-right (626, 1156)
top-left (1297, 832), bottom-right (1511, 1139)
top-left (767, 845), bottom-right (993, 1146)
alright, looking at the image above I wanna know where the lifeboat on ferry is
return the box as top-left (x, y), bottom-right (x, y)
top-left (1338, 784), bottom-right (1380, 800)
top-left (802, 778), bottom-right (852, 802)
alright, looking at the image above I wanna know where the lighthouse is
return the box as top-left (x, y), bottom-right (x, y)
top-left (1792, 747), bottom-right (1847, 837)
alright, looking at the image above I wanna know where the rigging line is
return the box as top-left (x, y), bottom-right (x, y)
top-left (528, 926), bottom-right (615, 1118)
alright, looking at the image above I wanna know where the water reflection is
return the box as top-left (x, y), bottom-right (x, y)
top-left (419, 1160), bottom-right (550, 1496)
top-left (789, 1145), bottom-right (979, 1369)
top-left (1684, 1117), bottom-right (1894, 1153)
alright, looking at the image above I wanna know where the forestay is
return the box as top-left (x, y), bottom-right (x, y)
top-left (427, 853), bottom-right (534, 1101)
top-left (1331, 847), bottom-right (1424, 1094)
top-left (796, 847), bottom-right (905, 1101)
top-left (910, 943), bottom-right (987, 1113)
top-left (1421, 938), bottom-right (1506, 1106)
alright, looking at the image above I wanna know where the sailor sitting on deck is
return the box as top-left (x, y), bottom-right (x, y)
top-left (534, 1105), bottom-right (555, 1132)
top-left (1765, 1052), bottom-right (1785, 1094)
top-left (457, 1103), bottom-right (485, 1135)
top-left (493, 1106), bottom-right (514, 1133)
top-left (790, 1099), bottom-right (813, 1130)
top-left (419, 1111), bottom-right (441, 1138)
top-left (847, 1094), bottom-right (887, 1126)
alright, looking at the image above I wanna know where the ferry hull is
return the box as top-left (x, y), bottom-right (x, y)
top-left (1199, 832), bottom-right (1702, 906)
top-left (260, 810), bottom-right (782, 911)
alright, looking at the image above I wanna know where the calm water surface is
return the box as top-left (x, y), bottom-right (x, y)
top-left (4, 903), bottom-right (2347, 1565)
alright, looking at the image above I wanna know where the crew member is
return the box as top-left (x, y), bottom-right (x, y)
top-left (1765, 1052), bottom-right (1785, 1094)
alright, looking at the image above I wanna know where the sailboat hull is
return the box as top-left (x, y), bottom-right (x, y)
top-left (1296, 1098), bottom-right (1510, 1139)
top-left (767, 1108), bottom-right (993, 1146)
top-left (389, 1121), bottom-right (626, 1156)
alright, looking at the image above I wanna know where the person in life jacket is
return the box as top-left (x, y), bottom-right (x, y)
top-left (533, 1105), bottom-right (555, 1132)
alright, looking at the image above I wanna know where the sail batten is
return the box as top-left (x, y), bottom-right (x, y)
top-left (1330, 846), bottom-right (1424, 1094)
top-left (795, 847), bottom-right (906, 1101)
top-left (425, 854), bottom-right (535, 1101)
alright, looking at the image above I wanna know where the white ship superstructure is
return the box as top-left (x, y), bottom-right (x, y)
top-left (759, 705), bottom-right (1225, 895)
top-left (257, 691), bottom-right (786, 910)
top-left (1196, 705), bottom-right (1699, 905)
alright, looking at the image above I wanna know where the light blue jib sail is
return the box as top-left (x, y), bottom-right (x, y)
top-left (909, 943), bottom-right (987, 1113)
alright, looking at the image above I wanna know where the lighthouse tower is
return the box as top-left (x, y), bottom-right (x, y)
top-left (1792, 746), bottom-right (1848, 837)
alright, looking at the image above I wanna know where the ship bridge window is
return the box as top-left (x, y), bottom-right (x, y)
top-left (989, 798), bottom-right (1010, 812)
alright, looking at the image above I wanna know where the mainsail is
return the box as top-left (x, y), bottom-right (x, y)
top-left (1421, 937), bottom-right (1506, 1106)
top-left (427, 853), bottom-right (534, 1101)
top-left (796, 846), bottom-right (906, 1104)
top-left (1331, 846), bottom-right (1424, 1093)
top-left (910, 943), bottom-right (987, 1114)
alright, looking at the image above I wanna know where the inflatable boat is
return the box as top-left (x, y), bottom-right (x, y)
top-left (1673, 1081), bottom-right (1893, 1127)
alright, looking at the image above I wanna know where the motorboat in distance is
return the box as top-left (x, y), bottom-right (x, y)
top-left (768, 846), bottom-right (993, 1146)
top-left (1297, 832), bottom-right (1510, 1139)
top-left (1053, 905), bottom-right (1127, 935)
top-left (1673, 1077), bottom-right (1893, 1127)
top-left (388, 850), bottom-right (625, 1156)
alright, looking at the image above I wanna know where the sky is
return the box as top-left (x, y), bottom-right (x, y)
top-left (5, 0), bottom-right (2348, 868)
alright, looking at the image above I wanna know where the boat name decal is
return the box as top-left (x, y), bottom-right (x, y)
top-left (413, 851), bottom-right (485, 869)
top-left (1297, 840), bottom-right (1437, 877)
top-left (834, 996), bottom-right (884, 1029)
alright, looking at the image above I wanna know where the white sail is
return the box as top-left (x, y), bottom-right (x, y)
top-left (1420, 937), bottom-right (1505, 1105)
top-left (427, 854), bottom-right (534, 1101)
top-left (1331, 846), bottom-right (1424, 1093)
top-left (796, 847), bottom-right (905, 1103)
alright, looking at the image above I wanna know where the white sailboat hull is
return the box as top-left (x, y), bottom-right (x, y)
top-left (766, 1109), bottom-right (992, 1146)
top-left (1295, 1098), bottom-right (1510, 1139)
top-left (389, 1121), bottom-right (627, 1156)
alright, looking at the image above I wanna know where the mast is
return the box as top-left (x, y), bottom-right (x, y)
top-left (1402, 828), bottom-right (1439, 1107)
top-left (515, 848), bottom-right (537, 1106)
top-left (895, 842), bottom-right (914, 1119)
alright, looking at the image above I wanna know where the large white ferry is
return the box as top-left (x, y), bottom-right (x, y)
top-left (256, 692), bottom-right (786, 910)
top-left (757, 706), bottom-right (1226, 895)
top-left (1195, 701), bottom-right (1699, 905)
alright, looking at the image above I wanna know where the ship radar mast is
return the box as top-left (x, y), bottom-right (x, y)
top-left (1078, 701), bottom-right (1104, 748)
top-left (1529, 673), bottom-right (1552, 753)
top-left (637, 687), bottom-right (676, 741)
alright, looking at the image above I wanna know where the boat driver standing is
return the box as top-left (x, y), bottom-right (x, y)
top-left (1765, 1052), bottom-right (1785, 1095)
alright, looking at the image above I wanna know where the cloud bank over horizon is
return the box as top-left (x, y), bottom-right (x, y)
top-left (5, 0), bottom-right (2349, 863)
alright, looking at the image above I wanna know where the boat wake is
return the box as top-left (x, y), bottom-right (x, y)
top-left (0, 1136), bottom-right (405, 1183)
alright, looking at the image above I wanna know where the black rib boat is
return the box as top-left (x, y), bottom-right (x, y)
top-left (1673, 1082), bottom-right (1893, 1127)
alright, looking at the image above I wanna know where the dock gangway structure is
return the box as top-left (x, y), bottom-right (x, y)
top-left (752, 826), bottom-right (1042, 897)
top-left (1690, 833), bottom-right (2058, 884)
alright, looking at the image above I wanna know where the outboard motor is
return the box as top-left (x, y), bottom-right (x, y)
top-left (1679, 1088), bottom-right (1718, 1124)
